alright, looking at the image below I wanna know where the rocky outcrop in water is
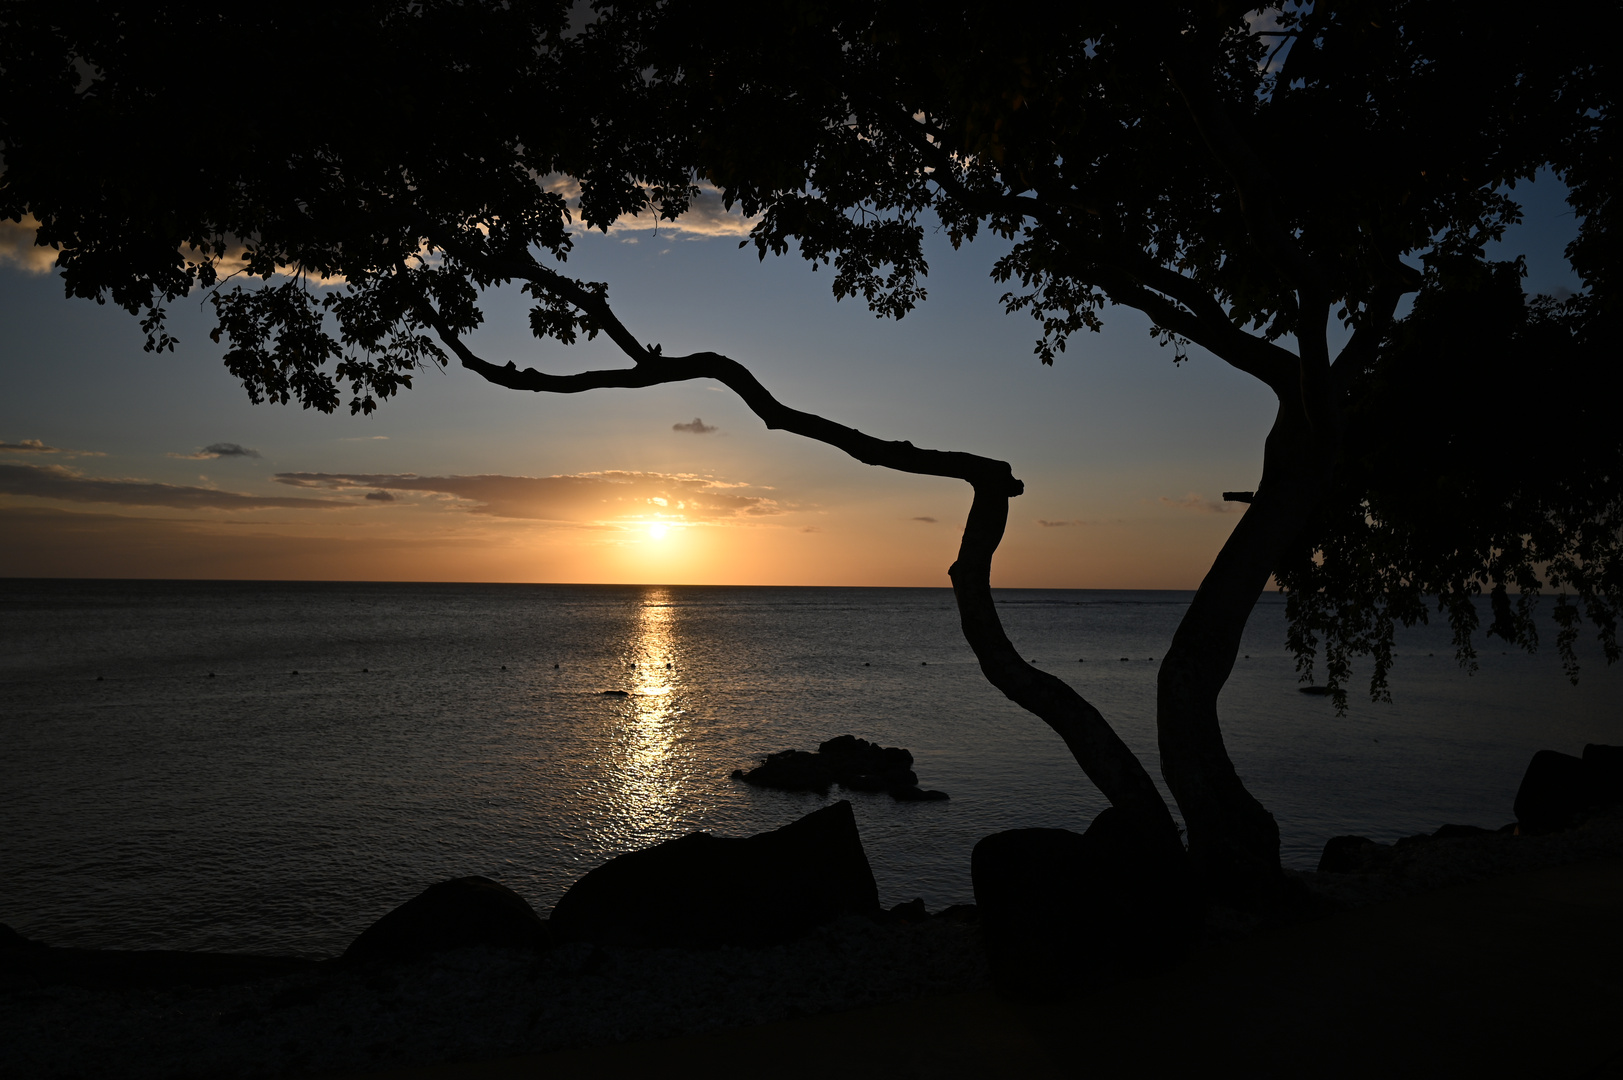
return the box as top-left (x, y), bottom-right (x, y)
top-left (731, 735), bottom-right (949, 801)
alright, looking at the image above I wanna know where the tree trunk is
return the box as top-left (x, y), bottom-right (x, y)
top-left (1157, 398), bottom-right (1335, 898)
top-left (951, 481), bottom-right (1183, 857)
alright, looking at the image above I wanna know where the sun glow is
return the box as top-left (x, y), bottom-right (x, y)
top-left (648, 523), bottom-right (668, 540)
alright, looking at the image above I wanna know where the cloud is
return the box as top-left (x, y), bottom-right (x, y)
top-left (1037, 519), bottom-right (1089, 528)
top-left (545, 177), bottom-right (761, 239)
top-left (273, 470), bottom-right (782, 522)
top-left (365, 490), bottom-right (396, 501)
top-left (0, 216), bottom-right (341, 285)
top-left (912, 516), bottom-right (939, 524)
top-left (1159, 492), bottom-right (1233, 514)
top-left (168, 442), bottom-right (262, 460)
top-left (802, 525), bottom-right (822, 533)
top-left (0, 217), bottom-right (59, 274)
top-left (1, 438), bottom-right (58, 453)
top-left (672, 418), bottom-right (718, 435)
top-left (0, 462), bottom-right (339, 511)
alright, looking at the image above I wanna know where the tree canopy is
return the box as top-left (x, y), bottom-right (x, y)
top-left (2, 0), bottom-right (1616, 897)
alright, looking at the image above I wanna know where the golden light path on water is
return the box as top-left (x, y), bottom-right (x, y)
top-left (597, 587), bottom-right (694, 851)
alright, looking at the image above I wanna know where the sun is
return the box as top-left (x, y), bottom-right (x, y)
top-left (648, 523), bottom-right (668, 540)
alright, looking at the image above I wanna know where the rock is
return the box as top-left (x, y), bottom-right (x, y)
top-left (888, 898), bottom-right (928, 924)
top-left (1514, 750), bottom-right (1586, 833)
top-left (971, 808), bottom-right (1194, 997)
top-left (736, 749), bottom-right (836, 793)
top-left (1318, 835), bottom-right (1392, 873)
top-left (1431, 823), bottom-right (1497, 840)
top-left (1582, 744), bottom-right (1623, 808)
top-left (734, 735), bottom-right (944, 799)
top-left (890, 785), bottom-right (949, 802)
top-left (549, 801), bottom-right (881, 948)
top-left (342, 876), bottom-right (549, 965)
top-left (0, 924), bottom-right (46, 953)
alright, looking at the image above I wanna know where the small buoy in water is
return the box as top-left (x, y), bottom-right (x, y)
top-left (601, 689), bottom-right (630, 697)
top-left (1244, 655), bottom-right (1250, 659)
top-left (666, 662), bottom-right (672, 669)
top-left (920, 661), bottom-right (928, 666)
top-left (1299, 685), bottom-right (1331, 696)
top-left (553, 663), bottom-right (560, 669)
top-left (1078, 658), bottom-right (1085, 662)
top-left (362, 668), bottom-right (369, 673)
top-left (501, 665), bottom-right (507, 670)
top-left (96, 675), bottom-right (103, 681)
top-left (1120, 657), bottom-right (1129, 662)
top-left (864, 662), bottom-right (870, 666)
top-left (292, 670), bottom-right (299, 676)
top-left (207, 672), bottom-right (215, 678)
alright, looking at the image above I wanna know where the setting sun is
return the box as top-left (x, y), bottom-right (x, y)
top-left (648, 523), bottom-right (668, 540)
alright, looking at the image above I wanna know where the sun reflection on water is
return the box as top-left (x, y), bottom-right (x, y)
top-left (598, 588), bottom-right (695, 850)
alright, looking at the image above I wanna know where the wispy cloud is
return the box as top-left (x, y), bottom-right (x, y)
top-left (912, 516), bottom-right (939, 524)
top-left (0, 217), bottom-right (58, 274)
top-left (1, 438), bottom-right (58, 453)
top-left (546, 177), bottom-right (761, 239)
top-left (1, 216), bottom-right (341, 285)
top-left (1159, 492), bottom-right (1233, 514)
top-left (365, 490), bottom-right (396, 501)
top-left (0, 462), bottom-right (337, 511)
top-left (168, 442), bottom-right (262, 460)
top-left (273, 470), bottom-right (782, 522)
top-left (1037, 519), bottom-right (1090, 528)
top-left (672, 417), bottom-right (718, 434)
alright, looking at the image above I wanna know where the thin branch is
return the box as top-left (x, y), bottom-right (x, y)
top-left (894, 113), bottom-right (1299, 392)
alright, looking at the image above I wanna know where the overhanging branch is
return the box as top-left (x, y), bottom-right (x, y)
top-left (411, 255), bottom-right (1179, 841)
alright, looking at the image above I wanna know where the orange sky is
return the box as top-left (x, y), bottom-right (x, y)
top-left (0, 176), bottom-right (1583, 588)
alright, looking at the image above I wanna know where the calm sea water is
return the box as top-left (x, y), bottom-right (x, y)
top-left (3, 580), bottom-right (1620, 958)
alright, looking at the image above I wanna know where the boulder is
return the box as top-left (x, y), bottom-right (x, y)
top-left (549, 801), bottom-right (880, 948)
top-left (1318, 835), bottom-right (1390, 873)
top-left (342, 876), bottom-right (549, 965)
top-left (1513, 750), bottom-right (1586, 833)
top-left (1582, 744), bottom-right (1623, 808)
top-left (1429, 823), bottom-right (1498, 840)
top-left (971, 809), bottom-right (1194, 998)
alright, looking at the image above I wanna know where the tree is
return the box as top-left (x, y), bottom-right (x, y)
top-left (2, 1), bottom-right (1616, 903)
top-left (606, 0), bottom-right (1619, 894)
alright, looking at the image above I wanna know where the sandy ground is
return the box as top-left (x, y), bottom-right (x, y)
top-left (326, 856), bottom-right (1623, 1080)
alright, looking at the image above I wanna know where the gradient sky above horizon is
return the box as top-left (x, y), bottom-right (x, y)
top-left (0, 173), bottom-right (1585, 588)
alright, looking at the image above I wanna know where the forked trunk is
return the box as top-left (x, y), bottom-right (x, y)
top-left (1158, 400), bottom-right (1335, 899)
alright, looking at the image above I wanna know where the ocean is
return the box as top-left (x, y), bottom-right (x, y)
top-left (3, 579), bottom-right (1619, 959)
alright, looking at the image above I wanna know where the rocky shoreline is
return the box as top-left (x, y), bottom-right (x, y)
top-left (7, 739), bottom-right (1621, 1079)
top-left (2, 913), bottom-right (989, 1079)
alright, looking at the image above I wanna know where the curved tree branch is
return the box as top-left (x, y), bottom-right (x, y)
top-left (412, 258), bottom-right (1180, 843)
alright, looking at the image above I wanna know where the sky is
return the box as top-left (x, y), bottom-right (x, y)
top-left (0, 175), bottom-right (1584, 588)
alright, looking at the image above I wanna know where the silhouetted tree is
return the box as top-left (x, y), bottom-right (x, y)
top-left (2, 1), bottom-right (1615, 901)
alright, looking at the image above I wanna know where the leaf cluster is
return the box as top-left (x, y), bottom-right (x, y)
top-left (1278, 264), bottom-right (1622, 707)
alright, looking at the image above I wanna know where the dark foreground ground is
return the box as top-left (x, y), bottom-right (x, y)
top-left (6, 813), bottom-right (1621, 1079)
top-left (339, 857), bottom-right (1623, 1080)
